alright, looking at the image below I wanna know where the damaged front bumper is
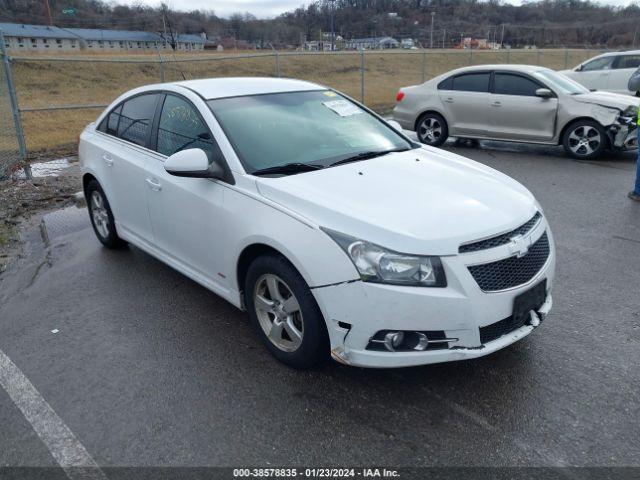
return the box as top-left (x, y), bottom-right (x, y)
top-left (608, 122), bottom-right (638, 151)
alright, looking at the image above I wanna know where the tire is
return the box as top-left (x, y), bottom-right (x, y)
top-left (85, 179), bottom-right (127, 249)
top-left (562, 120), bottom-right (607, 160)
top-left (416, 112), bottom-right (449, 147)
top-left (245, 254), bottom-right (329, 369)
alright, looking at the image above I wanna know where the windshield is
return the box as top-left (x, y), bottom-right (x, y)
top-left (207, 90), bottom-right (414, 174)
top-left (533, 69), bottom-right (590, 95)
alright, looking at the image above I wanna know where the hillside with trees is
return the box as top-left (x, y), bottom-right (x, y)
top-left (1, 0), bottom-right (639, 48)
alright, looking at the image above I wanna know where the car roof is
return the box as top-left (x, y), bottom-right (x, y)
top-left (594, 50), bottom-right (640, 58)
top-left (173, 77), bottom-right (326, 100)
top-left (443, 64), bottom-right (549, 75)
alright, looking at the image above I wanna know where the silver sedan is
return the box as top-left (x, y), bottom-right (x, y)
top-left (393, 65), bottom-right (639, 159)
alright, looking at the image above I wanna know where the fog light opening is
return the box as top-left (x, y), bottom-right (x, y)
top-left (383, 331), bottom-right (404, 352)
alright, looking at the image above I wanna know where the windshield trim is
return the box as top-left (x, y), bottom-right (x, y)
top-left (207, 89), bottom-right (417, 175)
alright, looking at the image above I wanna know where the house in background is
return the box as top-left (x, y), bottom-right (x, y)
top-left (0, 23), bottom-right (80, 51)
top-left (344, 36), bottom-right (399, 50)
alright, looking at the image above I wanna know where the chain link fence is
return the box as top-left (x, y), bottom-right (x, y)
top-left (0, 47), bottom-right (606, 169)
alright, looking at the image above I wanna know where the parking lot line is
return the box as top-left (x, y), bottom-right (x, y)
top-left (0, 348), bottom-right (107, 480)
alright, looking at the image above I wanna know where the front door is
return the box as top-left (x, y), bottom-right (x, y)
top-left (143, 93), bottom-right (228, 291)
top-left (487, 72), bottom-right (558, 142)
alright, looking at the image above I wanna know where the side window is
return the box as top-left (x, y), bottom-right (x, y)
top-left (494, 73), bottom-right (542, 97)
top-left (613, 55), bottom-right (640, 70)
top-left (437, 76), bottom-right (453, 90)
top-left (156, 94), bottom-right (218, 161)
top-left (452, 73), bottom-right (490, 93)
top-left (582, 57), bottom-right (613, 72)
top-left (117, 94), bottom-right (159, 147)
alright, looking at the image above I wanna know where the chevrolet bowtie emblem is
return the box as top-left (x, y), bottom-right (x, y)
top-left (508, 234), bottom-right (532, 258)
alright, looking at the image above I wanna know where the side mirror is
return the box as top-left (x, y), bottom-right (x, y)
top-left (535, 88), bottom-right (554, 98)
top-left (575, 64), bottom-right (583, 72)
top-left (387, 119), bottom-right (403, 132)
top-left (164, 148), bottom-right (224, 179)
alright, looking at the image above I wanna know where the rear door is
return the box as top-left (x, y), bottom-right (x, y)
top-left (95, 93), bottom-right (160, 243)
top-left (437, 72), bottom-right (490, 136)
top-left (610, 54), bottom-right (640, 94)
top-left (487, 72), bottom-right (558, 142)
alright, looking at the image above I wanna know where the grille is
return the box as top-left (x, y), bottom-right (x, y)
top-left (479, 315), bottom-right (527, 344)
top-left (459, 212), bottom-right (542, 253)
top-left (468, 232), bottom-right (550, 292)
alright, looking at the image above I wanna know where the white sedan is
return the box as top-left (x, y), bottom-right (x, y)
top-left (79, 77), bottom-right (555, 369)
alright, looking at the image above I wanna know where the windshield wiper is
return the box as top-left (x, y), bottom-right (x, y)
top-left (328, 147), bottom-right (411, 168)
top-left (252, 163), bottom-right (324, 176)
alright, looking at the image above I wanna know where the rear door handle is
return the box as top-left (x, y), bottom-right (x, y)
top-left (145, 178), bottom-right (162, 192)
top-left (102, 154), bottom-right (114, 167)
top-left (491, 101), bottom-right (502, 107)
top-left (444, 97), bottom-right (454, 103)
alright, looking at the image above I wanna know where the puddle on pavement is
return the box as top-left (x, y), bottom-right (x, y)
top-left (15, 158), bottom-right (71, 179)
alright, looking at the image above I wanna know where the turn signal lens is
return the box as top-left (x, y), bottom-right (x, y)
top-left (396, 91), bottom-right (405, 102)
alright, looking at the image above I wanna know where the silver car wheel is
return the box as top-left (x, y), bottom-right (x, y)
top-left (568, 125), bottom-right (601, 157)
top-left (254, 274), bottom-right (304, 353)
top-left (418, 117), bottom-right (442, 143)
top-left (90, 190), bottom-right (110, 238)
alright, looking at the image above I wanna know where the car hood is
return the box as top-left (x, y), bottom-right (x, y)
top-left (255, 148), bottom-right (538, 256)
top-left (571, 91), bottom-right (639, 111)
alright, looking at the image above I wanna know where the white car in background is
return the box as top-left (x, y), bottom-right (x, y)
top-left (559, 50), bottom-right (640, 95)
top-left (79, 77), bottom-right (555, 369)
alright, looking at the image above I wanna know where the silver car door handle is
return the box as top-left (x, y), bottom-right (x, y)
top-left (444, 97), bottom-right (454, 103)
top-left (102, 154), bottom-right (114, 167)
top-left (491, 101), bottom-right (502, 107)
top-left (145, 178), bottom-right (162, 191)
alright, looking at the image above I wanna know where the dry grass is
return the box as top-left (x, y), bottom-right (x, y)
top-left (11, 48), bottom-right (605, 155)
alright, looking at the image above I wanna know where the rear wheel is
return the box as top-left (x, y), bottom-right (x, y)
top-left (86, 179), bottom-right (127, 249)
top-left (416, 112), bottom-right (448, 147)
top-left (245, 254), bottom-right (329, 369)
top-left (562, 120), bottom-right (606, 159)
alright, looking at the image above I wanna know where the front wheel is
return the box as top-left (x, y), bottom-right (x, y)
top-left (562, 120), bottom-right (607, 159)
top-left (416, 112), bottom-right (449, 147)
top-left (245, 254), bottom-right (329, 369)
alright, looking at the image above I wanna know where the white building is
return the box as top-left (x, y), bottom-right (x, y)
top-left (0, 23), bottom-right (205, 52)
top-left (344, 36), bottom-right (399, 50)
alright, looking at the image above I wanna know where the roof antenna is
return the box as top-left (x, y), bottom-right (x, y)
top-left (161, 3), bottom-right (187, 81)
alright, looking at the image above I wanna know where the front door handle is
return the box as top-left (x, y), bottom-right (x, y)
top-left (102, 154), bottom-right (114, 167)
top-left (444, 97), bottom-right (454, 103)
top-left (145, 178), bottom-right (162, 192)
top-left (491, 101), bottom-right (502, 107)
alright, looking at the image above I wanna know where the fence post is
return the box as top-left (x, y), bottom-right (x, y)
top-left (0, 32), bottom-right (28, 177)
top-left (506, 49), bottom-right (511, 64)
top-left (537, 49), bottom-right (541, 66)
top-left (360, 49), bottom-right (365, 104)
top-left (275, 51), bottom-right (281, 77)
top-left (421, 50), bottom-right (426, 83)
top-left (564, 48), bottom-right (568, 69)
top-left (469, 48), bottom-right (473, 65)
top-left (158, 53), bottom-right (165, 82)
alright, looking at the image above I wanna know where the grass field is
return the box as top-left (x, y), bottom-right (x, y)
top-left (10, 48), bottom-right (605, 155)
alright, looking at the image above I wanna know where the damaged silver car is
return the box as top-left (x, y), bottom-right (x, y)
top-left (393, 65), bottom-right (640, 159)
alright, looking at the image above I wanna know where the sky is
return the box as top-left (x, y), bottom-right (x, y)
top-left (117, 0), bottom-right (636, 18)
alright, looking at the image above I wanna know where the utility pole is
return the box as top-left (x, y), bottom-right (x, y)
top-left (634, 27), bottom-right (638, 49)
top-left (500, 24), bottom-right (505, 47)
top-left (442, 28), bottom-right (446, 49)
top-left (329, 0), bottom-right (336, 51)
top-left (44, 0), bottom-right (53, 25)
top-left (430, 12), bottom-right (435, 49)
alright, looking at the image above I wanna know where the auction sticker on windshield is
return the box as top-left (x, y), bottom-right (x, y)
top-left (323, 99), bottom-right (363, 117)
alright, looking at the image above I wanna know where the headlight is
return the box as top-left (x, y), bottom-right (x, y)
top-left (322, 228), bottom-right (446, 287)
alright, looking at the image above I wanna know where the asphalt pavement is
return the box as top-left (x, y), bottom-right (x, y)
top-left (0, 140), bottom-right (639, 476)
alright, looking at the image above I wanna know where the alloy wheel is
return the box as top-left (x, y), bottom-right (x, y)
top-left (90, 190), bottom-right (110, 238)
top-left (568, 125), bottom-right (601, 157)
top-left (418, 117), bottom-right (442, 144)
top-left (253, 274), bottom-right (304, 352)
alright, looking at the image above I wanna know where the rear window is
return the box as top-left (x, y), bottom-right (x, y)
top-left (613, 55), bottom-right (640, 70)
top-left (117, 94), bottom-right (159, 147)
top-left (452, 73), bottom-right (490, 93)
top-left (437, 76), bottom-right (453, 90)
